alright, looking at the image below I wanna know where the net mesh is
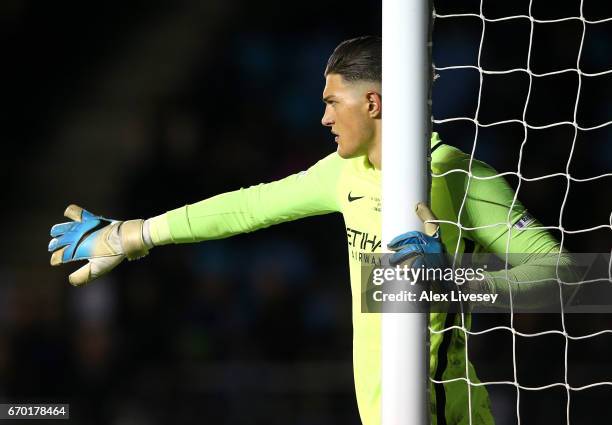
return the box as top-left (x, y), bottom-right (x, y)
top-left (431, 1), bottom-right (612, 423)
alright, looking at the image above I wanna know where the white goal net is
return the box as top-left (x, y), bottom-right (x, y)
top-left (430, 0), bottom-right (612, 424)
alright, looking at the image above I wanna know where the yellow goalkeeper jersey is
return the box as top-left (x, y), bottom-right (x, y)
top-left (161, 133), bottom-right (547, 425)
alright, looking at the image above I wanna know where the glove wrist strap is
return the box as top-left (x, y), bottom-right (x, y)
top-left (120, 219), bottom-right (149, 260)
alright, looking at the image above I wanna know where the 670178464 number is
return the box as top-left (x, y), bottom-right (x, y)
top-left (0, 404), bottom-right (69, 419)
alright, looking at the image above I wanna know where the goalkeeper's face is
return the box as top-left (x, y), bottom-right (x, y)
top-left (321, 73), bottom-right (381, 159)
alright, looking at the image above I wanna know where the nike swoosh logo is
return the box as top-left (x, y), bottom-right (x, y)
top-left (348, 192), bottom-right (365, 202)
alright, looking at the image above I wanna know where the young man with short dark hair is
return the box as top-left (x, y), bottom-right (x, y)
top-left (49, 36), bottom-right (570, 425)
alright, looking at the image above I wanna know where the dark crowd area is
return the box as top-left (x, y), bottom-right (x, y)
top-left (1, 0), bottom-right (611, 424)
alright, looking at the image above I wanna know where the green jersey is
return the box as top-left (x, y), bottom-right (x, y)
top-left (152, 134), bottom-right (561, 425)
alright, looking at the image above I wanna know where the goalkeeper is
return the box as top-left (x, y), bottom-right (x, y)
top-left (48, 36), bottom-right (573, 425)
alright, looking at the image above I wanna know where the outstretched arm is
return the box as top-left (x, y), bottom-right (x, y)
top-left (49, 152), bottom-right (344, 286)
top-left (147, 153), bottom-right (343, 245)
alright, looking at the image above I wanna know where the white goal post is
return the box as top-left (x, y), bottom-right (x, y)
top-left (380, 0), bottom-right (612, 424)
top-left (381, 1), bottom-right (433, 424)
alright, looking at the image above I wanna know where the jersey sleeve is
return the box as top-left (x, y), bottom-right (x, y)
top-left (475, 219), bottom-right (581, 309)
top-left (156, 152), bottom-right (344, 243)
top-left (432, 145), bottom-right (528, 252)
top-left (463, 159), bottom-right (527, 252)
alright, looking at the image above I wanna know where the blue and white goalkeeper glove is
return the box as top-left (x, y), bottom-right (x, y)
top-left (387, 203), bottom-right (445, 268)
top-left (48, 204), bottom-right (152, 287)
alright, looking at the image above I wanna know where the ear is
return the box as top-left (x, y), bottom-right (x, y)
top-left (366, 91), bottom-right (382, 118)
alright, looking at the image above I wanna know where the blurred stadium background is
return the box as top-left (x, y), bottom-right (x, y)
top-left (1, 0), bottom-right (611, 423)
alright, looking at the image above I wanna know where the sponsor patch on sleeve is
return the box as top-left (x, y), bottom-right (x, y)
top-left (514, 212), bottom-right (536, 229)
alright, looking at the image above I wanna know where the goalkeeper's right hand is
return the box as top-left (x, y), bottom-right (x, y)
top-left (48, 204), bottom-right (152, 287)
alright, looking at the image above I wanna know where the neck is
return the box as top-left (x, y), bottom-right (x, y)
top-left (367, 125), bottom-right (382, 170)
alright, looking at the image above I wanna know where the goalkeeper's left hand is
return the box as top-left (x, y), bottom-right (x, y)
top-left (387, 202), bottom-right (445, 268)
top-left (48, 204), bottom-right (152, 287)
